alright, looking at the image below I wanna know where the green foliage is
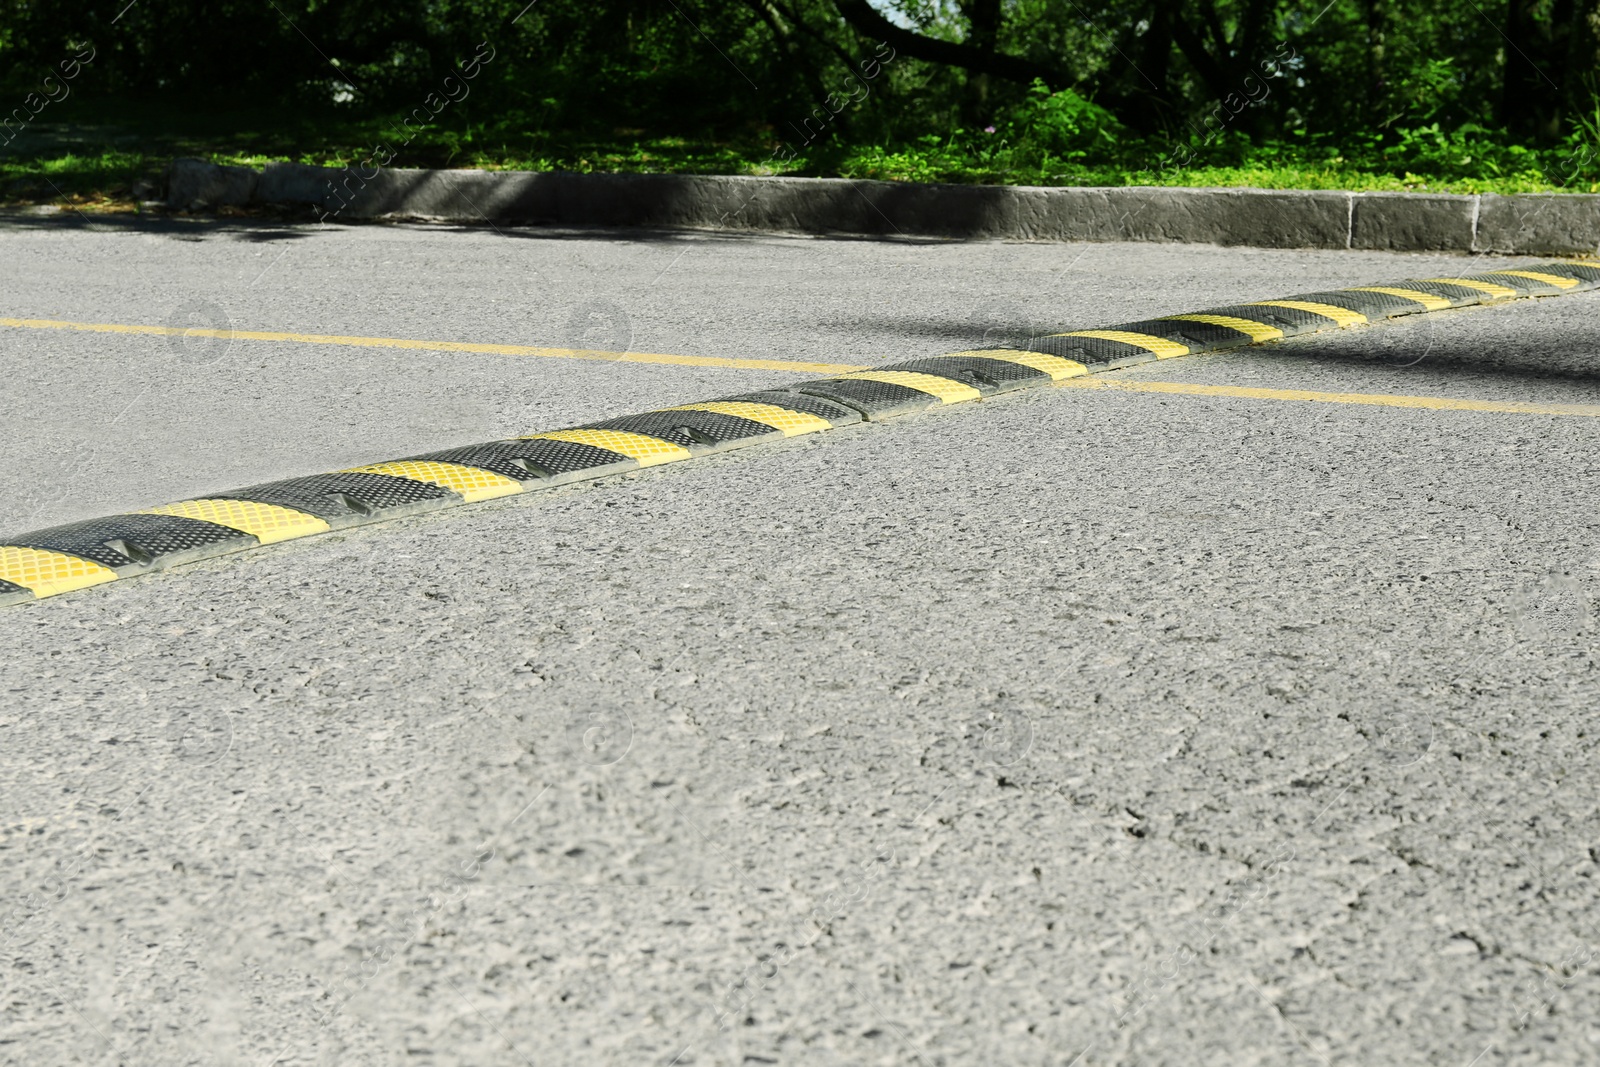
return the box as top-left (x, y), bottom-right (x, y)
top-left (1003, 81), bottom-right (1122, 162)
top-left (4, 0), bottom-right (1600, 203)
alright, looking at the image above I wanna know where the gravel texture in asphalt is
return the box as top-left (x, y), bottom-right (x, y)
top-left (3, 214), bottom-right (1598, 1067)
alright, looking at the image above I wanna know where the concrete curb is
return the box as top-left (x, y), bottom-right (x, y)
top-left (163, 157), bottom-right (1600, 254)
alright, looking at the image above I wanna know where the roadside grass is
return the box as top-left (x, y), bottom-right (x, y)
top-left (3, 92), bottom-right (1597, 210)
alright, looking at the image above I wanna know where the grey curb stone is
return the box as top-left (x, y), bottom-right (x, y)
top-left (1351, 192), bottom-right (1477, 251)
top-left (164, 159), bottom-right (258, 212)
top-left (1095, 187), bottom-right (1350, 247)
top-left (162, 157), bottom-right (1600, 254)
top-left (1476, 193), bottom-right (1600, 254)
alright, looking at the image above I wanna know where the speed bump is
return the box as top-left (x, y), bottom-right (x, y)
top-left (3, 260), bottom-right (1597, 607)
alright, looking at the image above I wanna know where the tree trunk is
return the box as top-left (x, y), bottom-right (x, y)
top-left (1503, 0), bottom-right (1573, 141)
top-left (961, 0), bottom-right (1004, 126)
top-left (1366, 0), bottom-right (1389, 126)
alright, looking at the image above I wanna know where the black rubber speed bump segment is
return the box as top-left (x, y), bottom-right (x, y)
top-left (875, 354), bottom-right (1055, 395)
top-left (7, 513), bottom-right (255, 573)
top-left (1271, 289), bottom-right (1432, 318)
top-left (701, 391), bottom-right (864, 425)
top-left (580, 408), bottom-right (786, 454)
top-left (4, 260), bottom-right (1596, 607)
top-left (797, 371), bottom-right (982, 418)
top-left (214, 472), bottom-right (458, 528)
top-left (412, 437), bottom-right (640, 485)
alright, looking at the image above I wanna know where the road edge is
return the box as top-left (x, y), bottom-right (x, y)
top-left (161, 159), bottom-right (1600, 255)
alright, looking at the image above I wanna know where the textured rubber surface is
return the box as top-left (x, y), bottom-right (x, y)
top-left (1544, 261), bottom-right (1600, 282)
top-left (522, 428), bottom-right (693, 467)
top-left (0, 545), bottom-right (118, 599)
top-left (1021, 331), bottom-right (1177, 367)
top-left (1196, 304), bottom-right (1342, 334)
top-left (7, 513), bottom-right (255, 572)
top-left (213, 472), bottom-right (459, 527)
top-left (795, 375), bottom-right (952, 418)
top-left (1290, 288), bottom-right (1437, 316)
top-left (706, 390), bottom-right (864, 425)
top-left (344, 459), bottom-right (524, 502)
top-left (4, 260), bottom-right (1595, 605)
top-left (1246, 300), bottom-right (1368, 328)
top-left (874, 354), bottom-right (1057, 395)
top-left (1477, 270), bottom-right (1579, 293)
top-left (417, 437), bottom-right (643, 483)
top-left (663, 401), bottom-right (834, 436)
top-left (580, 408), bottom-right (787, 453)
top-left (139, 498), bottom-right (332, 545)
top-left (1100, 317), bottom-right (1260, 351)
top-left (1386, 279), bottom-right (1505, 305)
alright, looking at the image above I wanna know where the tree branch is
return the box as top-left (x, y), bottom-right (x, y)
top-left (830, 0), bottom-right (1069, 88)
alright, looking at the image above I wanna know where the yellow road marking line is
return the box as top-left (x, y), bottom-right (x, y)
top-left (665, 401), bottom-right (832, 436)
top-left (1166, 314), bottom-right (1284, 342)
top-left (1346, 287), bottom-right (1452, 311)
top-left (138, 498), bottom-right (331, 544)
top-left (1248, 300), bottom-right (1368, 327)
top-left (1482, 270), bottom-right (1580, 289)
top-left (0, 316), bottom-right (867, 375)
top-left (521, 428), bottom-right (694, 466)
top-left (1053, 330), bottom-right (1191, 358)
top-left (945, 349), bottom-right (1089, 381)
top-left (1060, 377), bottom-right (1600, 416)
top-left (1417, 277), bottom-right (1520, 298)
top-left (832, 369), bottom-right (983, 404)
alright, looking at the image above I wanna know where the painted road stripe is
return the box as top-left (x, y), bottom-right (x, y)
top-left (1059, 377), bottom-right (1600, 417)
top-left (3, 260), bottom-right (1595, 608)
top-left (0, 317), bottom-right (866, 375)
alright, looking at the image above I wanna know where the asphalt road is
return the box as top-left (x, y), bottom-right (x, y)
top-left (3, 213), bottom-right (1599, 1067)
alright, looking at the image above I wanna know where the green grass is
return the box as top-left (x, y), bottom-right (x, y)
top-left (831, 151), bottom-right (1600, 194)
top-left (4, 95), bottom-right (1598, 210)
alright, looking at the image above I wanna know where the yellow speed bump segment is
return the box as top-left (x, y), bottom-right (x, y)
top-left (1054, 330), bottom-right (1191, 359)
top-left (522, 429), bottom-right (694, 467)
top-left (1247, 300), bottom-right (1368, 327)
top-left (1345, 287), bottom-right (1452, 311)
top-left (3, 258), bottom-right (1595, 607)
top-left (0, 546), bottom-right (119, 598)
top-left (1481, 270), bottom-right (1580, 290)
top-left (945, 349), bottom-right (1090, 380)
top-left (666, 401), bottom-right (833, 436)
top-left (830, 370), bottom-right (983, 404)
top-left (1167, 313), bottom-right (1285, 342)
top-left (138, 498), bottom-right (331, 544)
top-left (1417, 277), bottom-right (1521, 299)
top-left (345, 460), bottom-right (524, 502)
